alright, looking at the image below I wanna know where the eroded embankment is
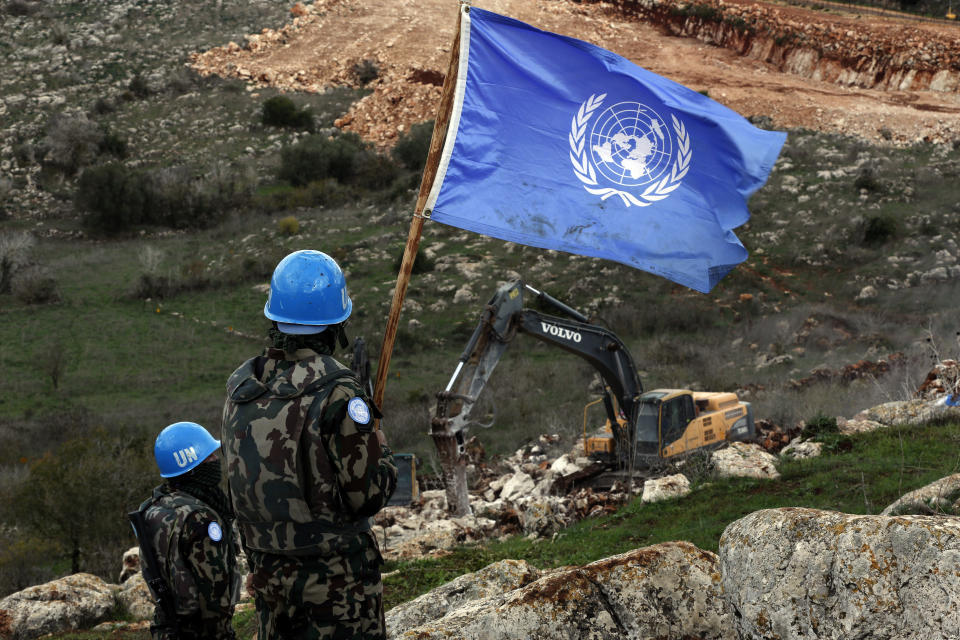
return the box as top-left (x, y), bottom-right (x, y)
top-left (612, 0), bottom-right (960, 92)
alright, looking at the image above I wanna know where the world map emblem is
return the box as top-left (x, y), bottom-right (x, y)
top-left (569, 94), bottom-right (692, 207)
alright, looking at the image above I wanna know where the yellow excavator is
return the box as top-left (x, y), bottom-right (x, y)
top-left (432, 280), bottom-right (755, 511)
top-left (582, 388), bottom-right (754, 464)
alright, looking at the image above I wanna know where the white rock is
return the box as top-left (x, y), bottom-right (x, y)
top-left (549, 454), bottom-right (581, 476)
top-left (116, 572), bottom-right (154, 621)
top-left (711, 442), bottom-right (780, 479)
top-left (721, 508), bottom-right (960, 640)
top-left (641, 473), bottom-right (691, 503)
top-left (780, 438), bottom-right (823, 459)
top-left (500, 472), bottom-right (535, 503)
top-left (392, 542), bottom-right (733, 639)
top-left (0, 573), bottom-right (117, 640)
top-left (881, 473), bottom-right (960, 515)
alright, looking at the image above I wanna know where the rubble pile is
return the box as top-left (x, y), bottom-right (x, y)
top-left (788, 352), bottom-right (906, 389)
top-left (915, 358), bottom-right (960, 399)
top-left (373, 438), bottom-right (634, 560)
top-left (753, 418), bottom-right (802, 453)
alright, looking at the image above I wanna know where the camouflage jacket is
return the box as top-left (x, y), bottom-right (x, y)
top-left (138, 485), bottom-right (241, 638)
top-left (221, 347), bottom-right (398, 555)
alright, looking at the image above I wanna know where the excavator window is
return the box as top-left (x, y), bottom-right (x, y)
top-left (661, 395), bottom-right (696, 447)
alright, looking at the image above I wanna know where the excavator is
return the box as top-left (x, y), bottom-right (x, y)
top-left (431, 280), bottom-right (755, 514)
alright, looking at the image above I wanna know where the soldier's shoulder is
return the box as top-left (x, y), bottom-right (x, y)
top-left (179, 501), bottom-right (227, 543)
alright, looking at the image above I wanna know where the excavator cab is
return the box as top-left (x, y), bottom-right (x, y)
top-left (584, 388), bottom-right (755, 464)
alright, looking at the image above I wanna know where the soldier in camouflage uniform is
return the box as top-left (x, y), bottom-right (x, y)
top-left (132, 421), bottom-right (242, 640)
top-left (221, 250), bottom-right (398, 640)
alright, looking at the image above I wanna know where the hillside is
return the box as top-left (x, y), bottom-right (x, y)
top-left (1, 0), bottom-right (960, 613)
top-left (189, 0), bottom-right (960, 146)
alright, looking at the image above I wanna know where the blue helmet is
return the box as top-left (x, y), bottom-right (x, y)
top-left (264, 250), bottom-right (352, 328)
top-left (154, 422), bottom-right (220, 478)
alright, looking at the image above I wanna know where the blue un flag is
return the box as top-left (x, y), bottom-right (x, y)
top-left (424, 6), bottom-right (787, 293)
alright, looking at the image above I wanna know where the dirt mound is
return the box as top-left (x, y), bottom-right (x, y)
top-left (189, 0), bottom-right (960, 147)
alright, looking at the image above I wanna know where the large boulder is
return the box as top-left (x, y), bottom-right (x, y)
top-left (392, 541), bottom-right (733, 640)
top-left (386, 559), bottom-right (541, 638)
top-left (115, 572), bottom-right (154, 621)
top-left (881, 473), bottom-right (960, 515)
top-left (0, 573), bottom-right (117, 640)
top-left (711, 442), bottom-right (780, 479)
top-left (720, 508), bottom-right (960, 640)
top-left (855, 398), bottom-right (956, 426)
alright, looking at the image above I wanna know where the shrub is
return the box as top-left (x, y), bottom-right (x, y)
top-left (77, 162), bottom-right (253, 234)
top-left (0, 527), bottom-right (58, 598)
top-left (862, 214), bottom-right (898, 246)
top-left (279, 132), bottom-right (401, 193)
top-left (11, 266), bottom-right (60, 305)
top-left (0, 231), bottom-right (35, 294)
top-left (75, 163), bottom-right (146, 232)
top-left (351, 59), bottom-right (380, 85)
top-left (40, 113), bottom-right (102, 175)
top-left (277, 215), bottom-right (300, 235)
top-left (278, 132), bottom-right (363, 186)
top-left (800, 412), bottom-right (852, 453)
top-left (5, 0), bottom-right (40, 16)
top-left (393, 246), bottom-right (435, 275)
top-left (128, 74), bottom-right (150, 99)
top-left (8, 428), bottom-right (156, 576)
top-left (261, 95), bottom-right (314, 131)
top-left (853, 168), bottom-right (885, 193)
top-left (90, 96), bottom-right (116, 115)
top-left (98, 129), bottom-right (128, 158)
top-left (392, 120), bottom-right (434, 173)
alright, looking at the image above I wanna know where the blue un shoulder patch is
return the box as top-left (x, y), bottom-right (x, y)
top-left (347, 397), bottom-right (371, 425)
top-left (207, 521), bottom-right (223, 542)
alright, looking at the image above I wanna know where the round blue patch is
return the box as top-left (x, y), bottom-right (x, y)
top-left (347, 397), bottom-right (371, 425)
top-left (207, 521), bottom-right (223, 542)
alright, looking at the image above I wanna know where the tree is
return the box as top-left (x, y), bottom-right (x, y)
top-left (9, 428), bottom-right (155, 576)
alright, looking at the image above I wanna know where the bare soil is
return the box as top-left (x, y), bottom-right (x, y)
top-left (189, 0), bottom-right (960, 146)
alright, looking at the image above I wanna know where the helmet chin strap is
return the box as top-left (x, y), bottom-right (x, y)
top-left (337, 323), bottom-right (349, 350)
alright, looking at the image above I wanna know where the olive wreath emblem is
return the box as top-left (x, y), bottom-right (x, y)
top-left (569, 93), bottom-right (692, 207)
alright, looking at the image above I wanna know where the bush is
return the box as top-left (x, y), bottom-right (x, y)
top-left (0, 231), bottom-right (35, 294)
top-left (98, 129), bottom-right (128, 158)
top-left (862, 214), bottom-right (898, 246)
top-left (277, 215), bottom-right (300, 235)
top-left (800, 412), bottom-right (852, 453)
top-left (8, 428), bottom-right (156, 576)
top-left (128, 74), bottom-right (150, 99)
top-left (90, 96), bottom-right (116, 115)
top-left (5, 0), bottom-right (40, 16)
top-left (351, 59), bottom-right (380, 85)
top-left (40, 113), bottom-right (102, 175)
top-left (853, 168), bottom-right (885, 194)
top-left (392, 121), bottom-right (434, 173)
top-left (393, 246), bottom-right (435, 275)
top-left (261, 95), bottom-right (315, 132)
top-left (11, 266), bottom-right (60, 305)
top-left (75, 163), bottom-right (146, 232)
top-left (278, 132), bottom-right (400, 192)
top-left (77, 162), bottom-right (254, 234)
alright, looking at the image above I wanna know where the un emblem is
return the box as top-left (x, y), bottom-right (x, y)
top-left (569, 94), bottom-right (691, 207)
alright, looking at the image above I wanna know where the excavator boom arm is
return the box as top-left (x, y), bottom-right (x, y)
top-left (433, 281), bottom-right (643, 468)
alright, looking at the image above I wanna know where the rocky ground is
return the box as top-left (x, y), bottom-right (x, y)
top-left (189, 0), bottom-right (960, 147)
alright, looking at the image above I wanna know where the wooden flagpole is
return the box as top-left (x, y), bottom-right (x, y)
top-left (372, 8), bottom-right (463, 428)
